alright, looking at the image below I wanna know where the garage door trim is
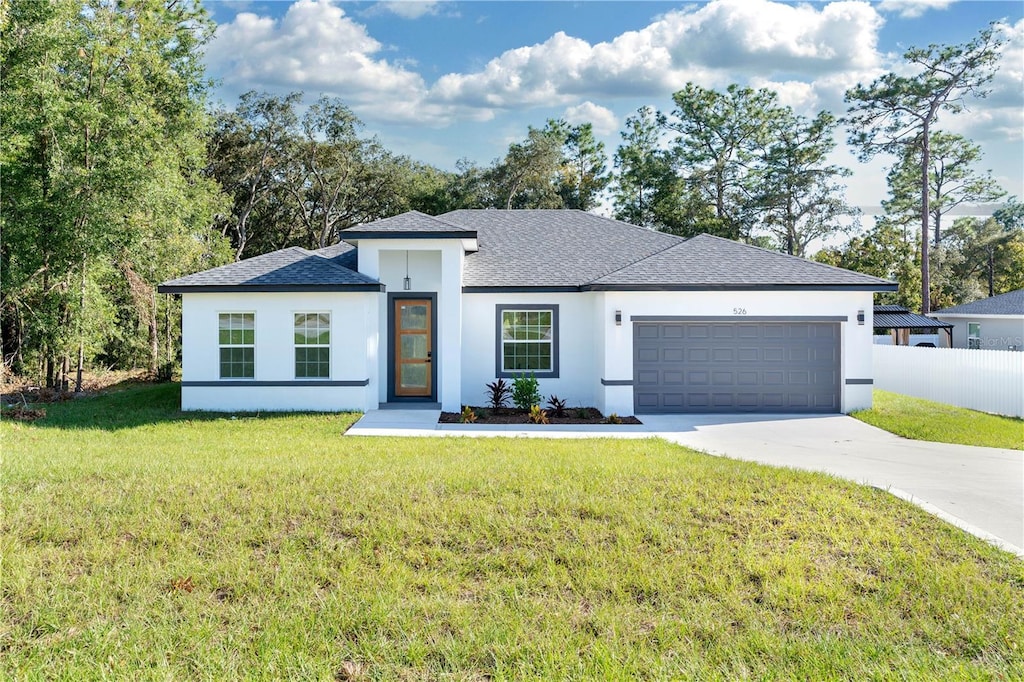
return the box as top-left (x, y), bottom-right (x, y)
top-left (631, 315), bottom-right (848, 322)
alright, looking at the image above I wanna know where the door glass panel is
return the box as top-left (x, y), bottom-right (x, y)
top-left (400, 362), bottom-right (428, 388)
top-left (400, 334), bottom-right (428, 360)
top-left (400, 304), bottom-right (428, 330)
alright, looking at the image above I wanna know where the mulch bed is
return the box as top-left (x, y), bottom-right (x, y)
top-left (439, 407), bottom-right (642, 425)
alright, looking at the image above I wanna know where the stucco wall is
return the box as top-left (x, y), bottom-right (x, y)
top-left (598, 289), bottom-right (877, 414)
top-left (461, 292), bottom-right (599, 409)
top-left (935, 316), bottom-right (1024, 351)
top-left (357, 239), bottom-right (464, 410)
top-left (180, 291), bottom-right (378, 411)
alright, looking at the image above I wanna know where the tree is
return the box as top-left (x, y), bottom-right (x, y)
top-left (556, 123), bottom-right (610, 211)
top-left (1, 0), bottom-right (227, 387)
top-left (882, 131), bottom-right (1005, 246)
top-left (844, 24), bottom-right (1005, 313)
top-left (488, 121), bottom-right (567, 209)
top-left (612, 107), bottom-right (675, 228)
top-left (752, 111), bottom-right (855, 256)
top-left (209, 91), bottom-right (301, 260)
top-left (661, 83), bottom-right (787, 240)
top-left (815, 219), bottom-right (921, 310)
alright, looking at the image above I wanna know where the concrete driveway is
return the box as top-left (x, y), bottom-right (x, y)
top-left (642, 414), bottom-right (1023, 556)
top-left (348, 410), bottom-right (1023, 556)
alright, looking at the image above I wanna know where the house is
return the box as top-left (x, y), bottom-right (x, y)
top-left (872, 304), bottom-right (952, 347)
top-left (158, 210), bottom-right (896, 415)
top-left (931, 289), bottom-right (1024, 351)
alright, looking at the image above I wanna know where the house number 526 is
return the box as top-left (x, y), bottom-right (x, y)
top-left (732, 308), bottom-right (747, 315)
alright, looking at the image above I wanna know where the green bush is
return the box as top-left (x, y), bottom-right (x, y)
top-left (511, 373), bottom-right (541, 411)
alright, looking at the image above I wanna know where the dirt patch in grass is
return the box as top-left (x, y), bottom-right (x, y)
top-left (439, 407), bottom-right (642, 425)
top-left (2, 369), bottom-right (153, 405)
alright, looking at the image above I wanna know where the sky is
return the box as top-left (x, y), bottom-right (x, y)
top-left (202, 0), bottom-right (1024, 214)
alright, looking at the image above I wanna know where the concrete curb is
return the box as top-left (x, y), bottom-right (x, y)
top-left (881, 487), bottom-right (1024, 560)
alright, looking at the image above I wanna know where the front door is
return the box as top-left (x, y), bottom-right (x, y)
top-left (393, 298), bottom-right (433, 398)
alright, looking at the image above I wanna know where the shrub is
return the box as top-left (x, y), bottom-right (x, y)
top-left (485, 378), bottom-right (511, 411)
top-left (546, 395), bottom-right (567, 418)
top-left (604, 413), bottom-right (623, 424)
top-left (460, 406), bottom-right (478, 423)
top-left (511, 373), bottom-right (541, 411)
top-left (576, 407), bottom-right (589, 419)
top-left (528, 405), bottom-right (549, 424)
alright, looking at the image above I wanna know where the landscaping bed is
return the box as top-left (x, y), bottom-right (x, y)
top-left (439, 406), bottom-right (642, 425)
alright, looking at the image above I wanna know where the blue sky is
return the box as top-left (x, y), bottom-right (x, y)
top-left (203, 0), bottom-right (1023, 211)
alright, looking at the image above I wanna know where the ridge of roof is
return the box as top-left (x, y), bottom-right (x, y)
top-left (343, 210), bottom-right (475, 233)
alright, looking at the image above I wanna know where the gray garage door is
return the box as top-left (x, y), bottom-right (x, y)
top-left (633, 320), bottom-right (841, 413)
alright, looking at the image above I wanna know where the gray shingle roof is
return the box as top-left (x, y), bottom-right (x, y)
top-left (158, 247), bottom-right (381, 293)
top-left (312, 241), bottom-right (358, 269)
top-left (587, 234), bottom-right (894, 289)
top-left (341, 210), bottom-right (474, 236)
top-left (440, 209), bottom-right (682, 288)
top-left (932, 289), bottom-right (1024, 316)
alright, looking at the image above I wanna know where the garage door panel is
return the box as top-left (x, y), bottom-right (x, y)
top-left (634, 321), bottom-right (840, 414)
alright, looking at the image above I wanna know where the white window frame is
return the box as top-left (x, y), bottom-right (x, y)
top-left (294, 312), bottom-right (331, 379)
top-left (219, 312), bottom-right (255, 379)
top-left (967, 322), bottom-right (981, 350)
top-left (495, 305), bottom-right (559, 378)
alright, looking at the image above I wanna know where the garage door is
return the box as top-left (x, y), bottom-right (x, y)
top-left (633, 320), bottom-right (840, 413)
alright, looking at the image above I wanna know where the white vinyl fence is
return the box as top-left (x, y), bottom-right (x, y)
top-left (873, 345), bottom-right (1024, 418)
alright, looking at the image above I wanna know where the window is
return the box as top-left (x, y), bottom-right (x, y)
top-left (968, 322), bottom-right (981, 350)
top-left (295, 313), bottom-right (330, 378)
top-left (496, 305), bottom-right (558, 377)
top-left (219, 313), bottom-right (254, 378)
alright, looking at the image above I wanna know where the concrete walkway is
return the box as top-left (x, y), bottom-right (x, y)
top-left (346, 410), bottom-right (1024, 557)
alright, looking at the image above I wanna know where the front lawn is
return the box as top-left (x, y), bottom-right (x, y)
top-left (3, 384), bottom-right (1022, 679)
top-left (853, 389), bottom-right (1024, 450)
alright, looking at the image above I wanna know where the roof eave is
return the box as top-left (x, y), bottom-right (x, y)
top-left (583, 283), bottom-right (898, 292)
top-left (340, 230), bottom-right (477, 241)
top-left (157, 283), bottom-right (385, 294)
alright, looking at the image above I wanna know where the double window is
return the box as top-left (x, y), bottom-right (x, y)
top-left (219, 313), bottom-right (255, 378)
top-left (968, 322), bottom-right (981, 350)
top-left (295, 313), bottom-right (330, 378)
top-left (496, 305), bottom-right (558, 377)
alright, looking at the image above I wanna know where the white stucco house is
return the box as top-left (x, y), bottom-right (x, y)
top-left (931, 289), bottom-right (1024, 351)
top-left (159, 210), bottom-right (896, 415)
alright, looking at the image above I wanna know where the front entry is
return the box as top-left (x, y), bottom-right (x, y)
top-left (391, 297), bottom-right (435, 400)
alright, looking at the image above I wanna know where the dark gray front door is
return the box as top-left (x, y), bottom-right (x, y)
top-left (633, 321), bottom-right (841, 413)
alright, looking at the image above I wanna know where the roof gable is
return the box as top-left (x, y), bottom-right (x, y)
top-left (340, 210), bottom-right (475, 239)
top-left (158, 247), bottom-right (381, 293)
top-left (932, 289), bottom-right (1024, 317)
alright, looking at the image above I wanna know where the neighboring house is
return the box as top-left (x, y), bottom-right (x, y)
top-left (158, 210), bottom-right (896, 415)
top-left (872, 304), bottom-right (952, 347)
top-left (931, 289), bottom-right (1024, 351)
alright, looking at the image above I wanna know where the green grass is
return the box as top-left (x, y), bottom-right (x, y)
top-left (3, 384), bottom-right (1023, 679)
top-left (853, 389), bottom-right (1024, 450)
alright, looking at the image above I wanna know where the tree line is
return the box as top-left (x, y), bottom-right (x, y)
top-left (2, 1), bottom-right (1020, 388)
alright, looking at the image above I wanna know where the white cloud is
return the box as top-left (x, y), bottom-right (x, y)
top-left (563, 102), bottom-right (619, 136)
top-left (877, 0), bottom-right (955, 19)
top-left (208, 0), bottom-right (421, 96)
top-left (426, 0), bottom-right (884, 114)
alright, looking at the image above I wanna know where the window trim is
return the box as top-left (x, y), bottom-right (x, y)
top-left (495, 304), bottom-right (559, 378)
top-left (967, 322), bottom-right (981, 349)
top-left (218, 312), bottom-right (256, 380)
top-left (294, 311), bottom-right (332, 380)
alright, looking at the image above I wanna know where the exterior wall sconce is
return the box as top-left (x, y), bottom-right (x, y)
top-left (857, 310), bottom-right (865, 325)
top-left (403, 250), bottom-right (412, 290)
top-left (615, 310), bottom-right (622, 326)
